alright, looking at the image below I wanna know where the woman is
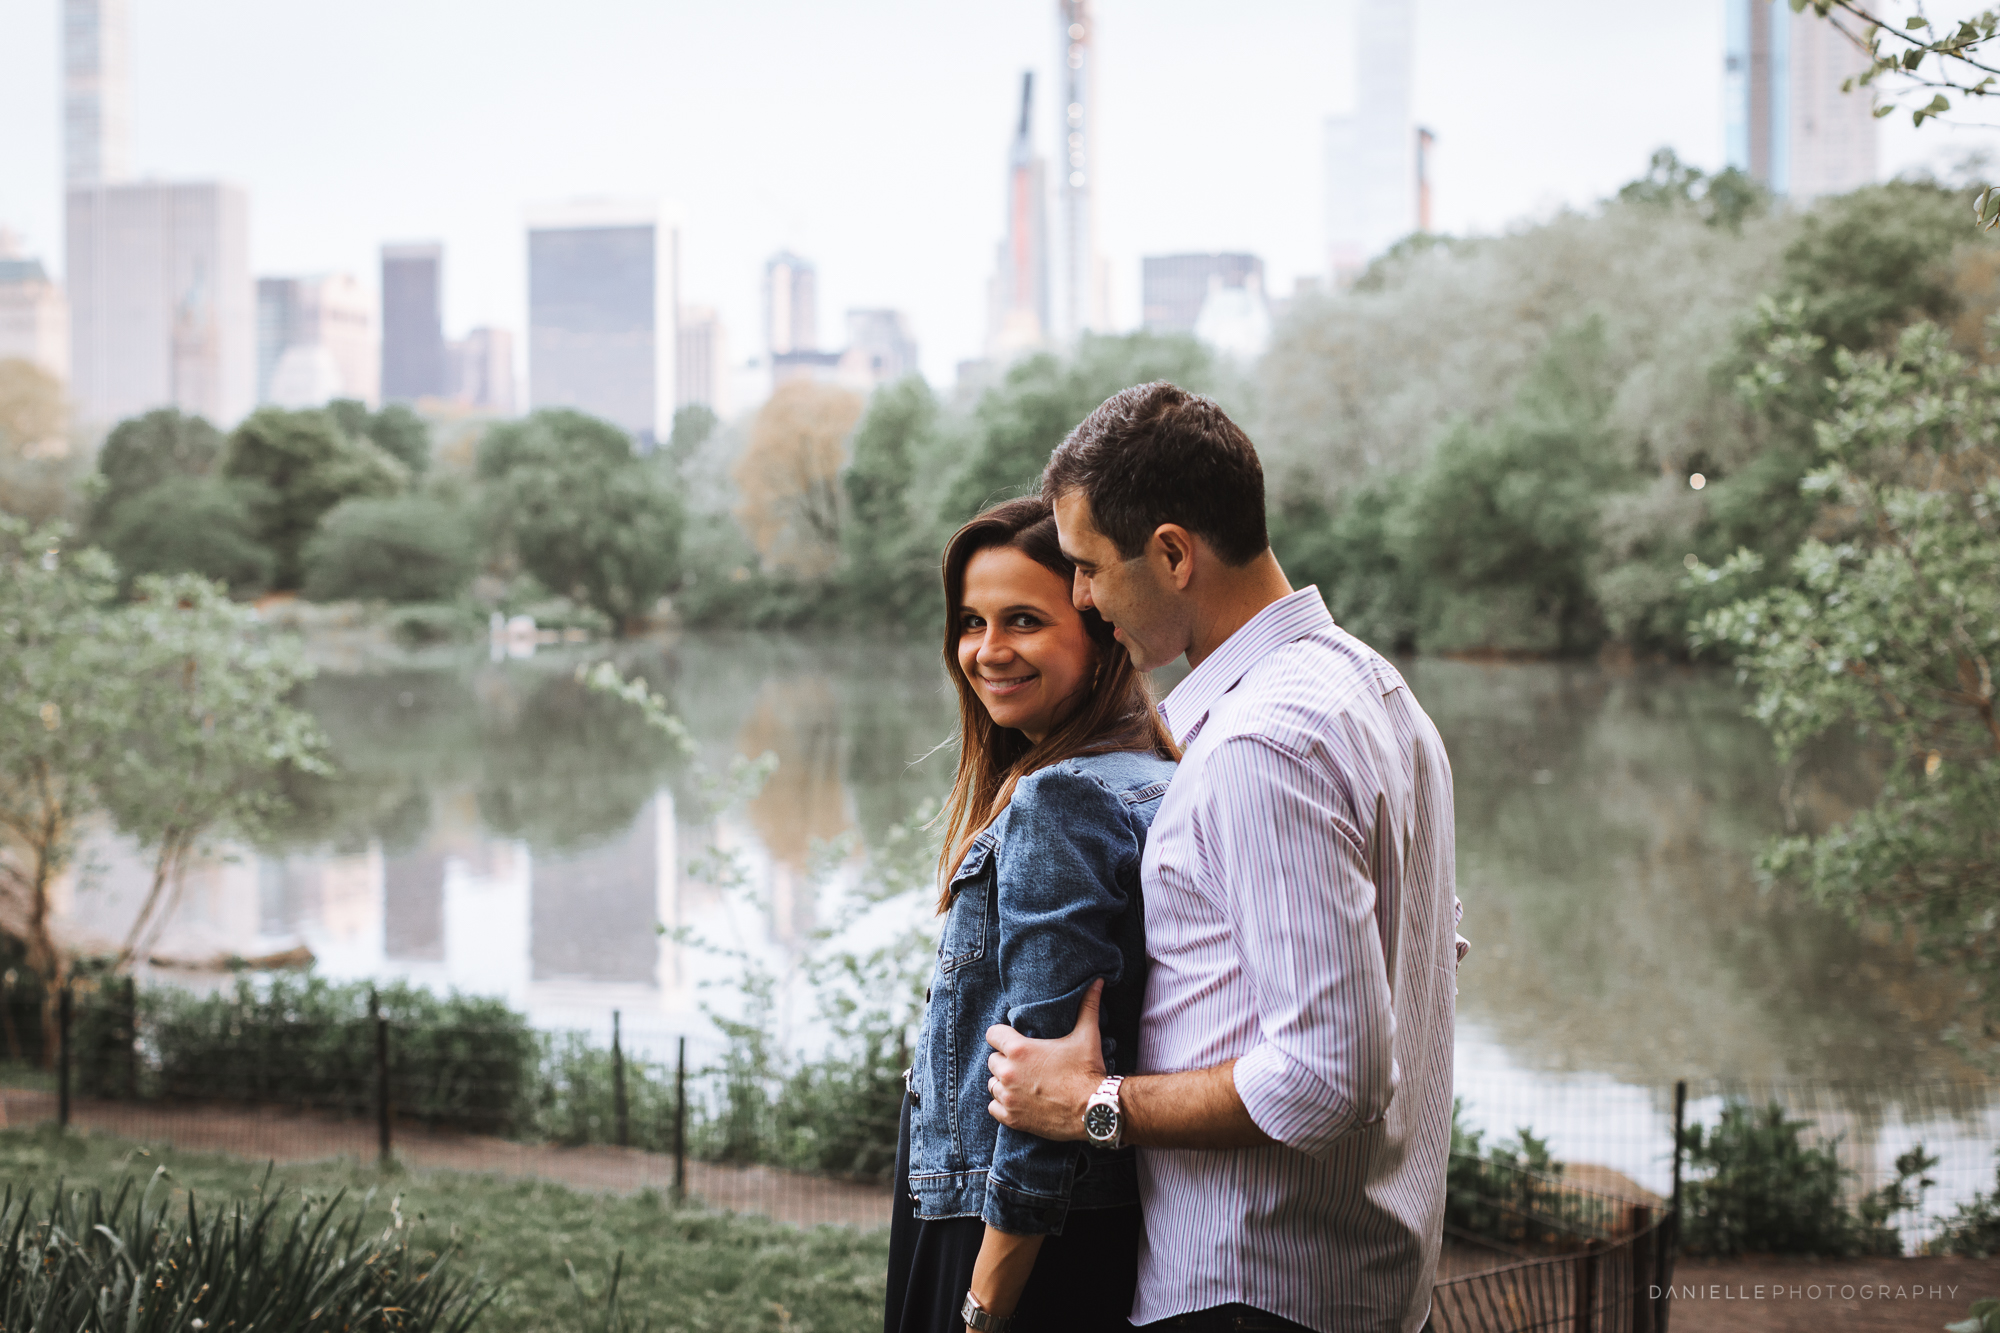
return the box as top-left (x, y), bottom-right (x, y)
top-left (885, 496), bottom-right (1177, 1333)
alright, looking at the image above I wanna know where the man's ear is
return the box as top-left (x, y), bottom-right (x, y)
top-left (1149, 524), bottom-right (1199, 592)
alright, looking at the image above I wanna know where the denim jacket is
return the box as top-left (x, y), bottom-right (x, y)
top-left (906, 748), bottom-right (1175, 1235)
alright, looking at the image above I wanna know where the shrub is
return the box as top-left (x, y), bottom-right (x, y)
top-left (1933, 1149), bottom-right (2000, 1257)
top-left (302, 495), bottom-right (478, 603)
top-left (94, 475), bottom-right (275, 592)
top-left (0, 1176), bottom-right (489, 1332)
top-left (1679, 1099), bottom-right (1925, 1257)
top-left (1446, 1100), bottom-right (1597, 1248)
top-left (387, 602), bottom-right (482, 646)
top-left (223, 406), bottom-right (408, 588)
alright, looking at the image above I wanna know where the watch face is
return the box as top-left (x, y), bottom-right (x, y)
top-left (1084, 1102), bottom-right (1118, 1141)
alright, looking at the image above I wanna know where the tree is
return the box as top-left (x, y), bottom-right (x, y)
top-left (734, 381), bottom-right (864, 576)
top-left (329, 398), bottom-right (431, 476)
top-left (222, 407), bottom-right (408, 589)
top-left (95, 476), bottom-right (274, 593)
top-left (841, 376), bottom-right (945, 627)
top-left (88, 408), bottom-right (226, 530)
top-left (479, 409), bottom-right (684, 633)
top-left (302, 495), bottom-right (477, 604)
top-left (1696, 322), bottom-right (2000, 1034)
top-left (0, 519), bottom-right (325, 1049)
top-left (0, 360), bottom-right (81, 524)
top-left (944, 332), bottom-right (1218, 521)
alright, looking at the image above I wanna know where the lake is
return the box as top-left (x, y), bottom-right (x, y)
top-left (53, 628), bottom-right (1997, 1222)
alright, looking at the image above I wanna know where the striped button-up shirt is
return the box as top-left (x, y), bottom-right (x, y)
top-left (1133, 587), bottom-right (1462, 1333)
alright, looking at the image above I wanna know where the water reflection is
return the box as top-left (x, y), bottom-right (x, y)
top-left (51, 635), bottom-right (1978, 1087)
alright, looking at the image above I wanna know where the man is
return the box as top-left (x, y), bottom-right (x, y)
top-left (983, 382), bottom-right (1464, 1333)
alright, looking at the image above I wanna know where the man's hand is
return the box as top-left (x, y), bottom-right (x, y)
top-left (985, 978), bottom-right (1106, 1141)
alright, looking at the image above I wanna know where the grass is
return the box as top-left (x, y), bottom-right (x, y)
top-left (0, 1127), bottom-right (890, 1333)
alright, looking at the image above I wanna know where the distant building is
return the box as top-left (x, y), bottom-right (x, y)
top-left (988, 72), bottom-right (1049, 357)
top-left (0, 234), bottom-right (70, 380)
top-left (770, 349), bottom-right (842, 388)
top-left (1056, 0), bottom-right (1108, 337)
top-left (764, 251), bottom-right (818, 355)
top-left (1141, 254), bottom-right (1266, 335)
top-left (257, 272), bottom-right (376, 407)
top-left (63, 0), bottom-right (130, 186)
top-left (66, 180), bottom-right (253, 427)
top-left (1324, 0), bottom-right (1417, 280)
top-left (1725, 0), bottom-right (1876, 199)
top-left (677, 305), bottom-right (727, 415)
top-left (380, 242), bottom-right (445, 403)
top-left (527, 199), bottom-right (678, 444)
top-left (840, 309), bottom-right (920, 389)
top-left (447, 326), bottom-right (515, 414)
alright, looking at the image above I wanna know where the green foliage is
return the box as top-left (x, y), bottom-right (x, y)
top-left (1697, 323), bottom-right (2000, 1019)
top-left (331, 398), bottom-right (432, 476)
top-left (945, 332), bottom-right (1219, 521)
top-left (302, 495), bottom-right (478, 604)
top-left (665, 403), bottom-right (719, 471)
top-left (840, 375), bottom-right (946, 629)
top-left (88, 408), bottom-right (227, 531)
top-left (0, 1176), bottom-right (489, 1333)
top-left (1678, 1099), bottom-right (1926, 1256)
top-left (1616, 147), bottom-right (1767, 232)
top-left (1948, 1298), bottom-right (2000, 1333)
top-left (222, 407), bottom-right (409, 589)
top-left (93, 475), bottom-right (274, 592)
top-left (1775, 182), bottom-right (1971, 360)
top-left (478, 410), bottom-right (684, 634)
top-left (122, 974), bottom-right (540, 1135)
top-left (1933, 1150), bottom-right (2000, 1257)
top-left (0, 1136), bottom-right (894, 1333)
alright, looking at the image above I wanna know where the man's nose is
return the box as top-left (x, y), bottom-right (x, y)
top-left (1072, 569), bottom-right (1093, 611)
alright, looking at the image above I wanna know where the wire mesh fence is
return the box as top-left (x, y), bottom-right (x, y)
top-left (3, 983), bottom-right (1994, 1253)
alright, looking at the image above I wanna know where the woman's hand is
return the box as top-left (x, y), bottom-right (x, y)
top-left (967, 1224), bottom-right (1046, 1324)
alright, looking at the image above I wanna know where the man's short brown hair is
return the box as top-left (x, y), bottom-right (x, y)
top-left (1040, 381), bottom-right (1268, 565)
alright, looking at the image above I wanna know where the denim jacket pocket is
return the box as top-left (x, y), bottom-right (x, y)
top-left (939, 838), bottom-right (993, 973)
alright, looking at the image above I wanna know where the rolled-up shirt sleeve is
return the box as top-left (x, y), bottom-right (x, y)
top-left (1208, 735), bottom-right (1397, 1160)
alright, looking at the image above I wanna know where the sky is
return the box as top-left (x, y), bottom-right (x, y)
top-left (0, 0), bottom-right (1980, 389)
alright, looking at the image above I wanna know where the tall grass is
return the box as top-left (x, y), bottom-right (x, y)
top-left (0, 1172), bottom-right (489, 1332)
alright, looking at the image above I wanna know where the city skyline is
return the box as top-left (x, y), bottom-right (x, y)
top-left (0, 0), bottom-right (1963, 394)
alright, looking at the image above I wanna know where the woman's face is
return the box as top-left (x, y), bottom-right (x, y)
top-left (957, 545), bottom-right (1096, 744)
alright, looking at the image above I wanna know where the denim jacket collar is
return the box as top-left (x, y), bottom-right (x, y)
top-left (1159, 586), bottom-right (1332, 747)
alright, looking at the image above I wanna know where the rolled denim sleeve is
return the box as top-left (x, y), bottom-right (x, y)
top-left (983, 766), bottom-right (1135, 1235)
top-left (1207, 735), bottom-right (1398, 1162)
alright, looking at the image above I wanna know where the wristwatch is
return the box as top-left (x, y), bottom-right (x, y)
top-left (1082, 1073), bottom-right (1125, 1148)
top-left (961, 1290), bottom-right (1015, 1333)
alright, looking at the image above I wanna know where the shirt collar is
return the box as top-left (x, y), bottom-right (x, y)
top-left (1158, 586), bottom-right (1333, 746)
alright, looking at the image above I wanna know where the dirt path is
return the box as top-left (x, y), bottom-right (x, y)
top-left (0, 1088), bottom-right (893, 1230)
top-left (1669, 1255), bottom-right (1998, 1333)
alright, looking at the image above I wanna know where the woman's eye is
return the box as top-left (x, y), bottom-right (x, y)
top-left (1009, 614), bottom-right (1041, 630)
top-left (959, 614), bottom-right (984, 632)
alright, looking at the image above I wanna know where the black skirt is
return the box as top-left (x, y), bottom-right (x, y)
top-left (884, 1093), bottom-right (1141, 1333)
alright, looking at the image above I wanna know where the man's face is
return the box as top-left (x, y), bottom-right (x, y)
top-left (1052, 490), bottom-right (1189, 672)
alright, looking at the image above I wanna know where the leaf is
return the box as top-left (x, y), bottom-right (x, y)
top-left (1908, 13), bottom-right (1930, 26)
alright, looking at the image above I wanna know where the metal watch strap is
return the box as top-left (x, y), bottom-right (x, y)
top-left (961, 1290), bottom-right (1015, 1333)
top-left (1085, 1072), bottom-right (1125, 1147)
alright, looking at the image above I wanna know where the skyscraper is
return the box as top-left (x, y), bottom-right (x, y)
top-left (1056, 1), bottom-right (1107, 338)
top-left (677, 305), bottom-right (727, 414)
top-left (1141, 254), bottom-right (1266, 336)
top-left (66, 181), bottom-right (253, 426)
top-left (527, 200), bottom-right (678, 444)
top-left (63, 0), bottom-right (130, 186)
top-left (0, 233), bottom-right (70, 381)
top-left (257, 272), bottom-right (376, 407)
top-left (764, 251), bottom-right (818, 356)
top-left (1323, 0), bottom-right (1418, 280)
top-left (839, 309), bottom-right (920, 389)
top-left (447, 327), bottom-right (515, 414)
top-left (1725, 0), bottom-right (1876, 199)
top-left (988, 72), bottom-right (1049, 357)
top-left (380, 242), bottom-right (445, 403)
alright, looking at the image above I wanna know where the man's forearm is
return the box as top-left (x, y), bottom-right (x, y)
top-left (1121, 1060), bottom-right (1275, 1150)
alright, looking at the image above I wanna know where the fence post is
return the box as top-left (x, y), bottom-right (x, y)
top-left (56, 983), bottom-right (72, 1130)
top-left (124, 975), bottom-right (139, 1100)
top-left (1670, 1079), bottom-right (1686, 1215)
top-left (612, 1009), bottom-right (629, 1148)
top-left (673, 1035), bottom-right (687, 1204)
top-left (1572, 1238), bottom-right (1600, 1333)
top-left (372, 988), bottom-right (392, 1166)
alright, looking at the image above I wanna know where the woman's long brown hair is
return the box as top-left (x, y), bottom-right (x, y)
top-left (935, 496), bottom-right (1176, 910)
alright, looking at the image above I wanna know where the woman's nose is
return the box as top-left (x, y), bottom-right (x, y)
top-left (975, 628), bottom-right (1012, 664)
